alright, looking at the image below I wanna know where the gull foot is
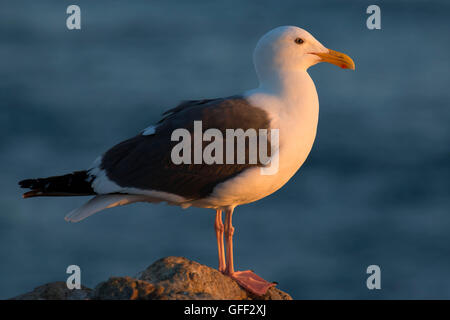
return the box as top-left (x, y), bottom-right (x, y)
top-left (229, 270), bottom-right (276, 296)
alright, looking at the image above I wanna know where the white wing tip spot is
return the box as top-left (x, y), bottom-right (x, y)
top-left (142, 125), bottom-right (156, 136)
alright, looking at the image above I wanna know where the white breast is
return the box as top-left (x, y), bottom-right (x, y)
top-left (192, 71), bottom-right (319, 209)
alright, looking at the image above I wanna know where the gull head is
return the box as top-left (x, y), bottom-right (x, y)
top-left (253, 26), bottom-right (355, 82)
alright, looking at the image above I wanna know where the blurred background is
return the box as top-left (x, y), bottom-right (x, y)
top-left (1, 0), bottom-right (449, 299)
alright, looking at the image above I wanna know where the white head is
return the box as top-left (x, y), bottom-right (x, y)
top-left (253, 26), bottom-right (354, 87)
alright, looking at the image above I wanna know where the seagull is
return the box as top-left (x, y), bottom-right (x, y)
top-left (19, 26), bottom-right (354, 296)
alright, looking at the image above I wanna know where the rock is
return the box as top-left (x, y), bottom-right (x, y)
top-left (11, 281), bottom-right (91, 300)
top-left (133, 256), bottom-right (292, 300)
top-left (92, 276), bottom-right (163, 300)
top-left (11, 257), bottom-right (292, 300)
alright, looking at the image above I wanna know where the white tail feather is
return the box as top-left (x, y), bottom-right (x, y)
top-left (64, 194), bottom-right (147, 223)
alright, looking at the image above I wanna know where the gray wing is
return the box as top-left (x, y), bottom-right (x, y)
top-left (99, 96), bottom-right (271, 200)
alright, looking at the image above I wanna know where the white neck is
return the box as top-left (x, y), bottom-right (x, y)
top-left (259, 70), bottom-right (314, 98)
top-left (248, 69), bottom-right (318, 116)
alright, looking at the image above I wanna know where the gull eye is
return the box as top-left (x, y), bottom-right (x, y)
top-left (294, 38), bottom-right (304, 44)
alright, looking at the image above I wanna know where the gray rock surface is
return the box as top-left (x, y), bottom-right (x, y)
top-left (12, 256), bottom-right (292, 300)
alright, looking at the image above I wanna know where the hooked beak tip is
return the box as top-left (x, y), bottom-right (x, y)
top-left (314, 49), bottom-right (355, 70)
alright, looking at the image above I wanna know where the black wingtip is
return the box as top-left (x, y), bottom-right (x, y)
top-left (19, 179), bottom-right (35, 189)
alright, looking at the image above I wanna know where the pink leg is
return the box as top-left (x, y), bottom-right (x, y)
top-left (223, 207), bottom-right (276, 296)
top-left (224, 207), bottom-right (235, 274)
top-left (214, 209), bottom-right (226, 273)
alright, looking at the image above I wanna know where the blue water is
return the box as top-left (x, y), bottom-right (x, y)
top-left (1, 0), bottom-right (450, 299)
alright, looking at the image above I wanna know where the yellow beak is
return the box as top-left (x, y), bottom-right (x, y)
top-left (313, 49), bottom-right (355, 70)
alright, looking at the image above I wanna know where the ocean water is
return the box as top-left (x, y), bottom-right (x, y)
top-left (1, 0), bottom-right (449, 299)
